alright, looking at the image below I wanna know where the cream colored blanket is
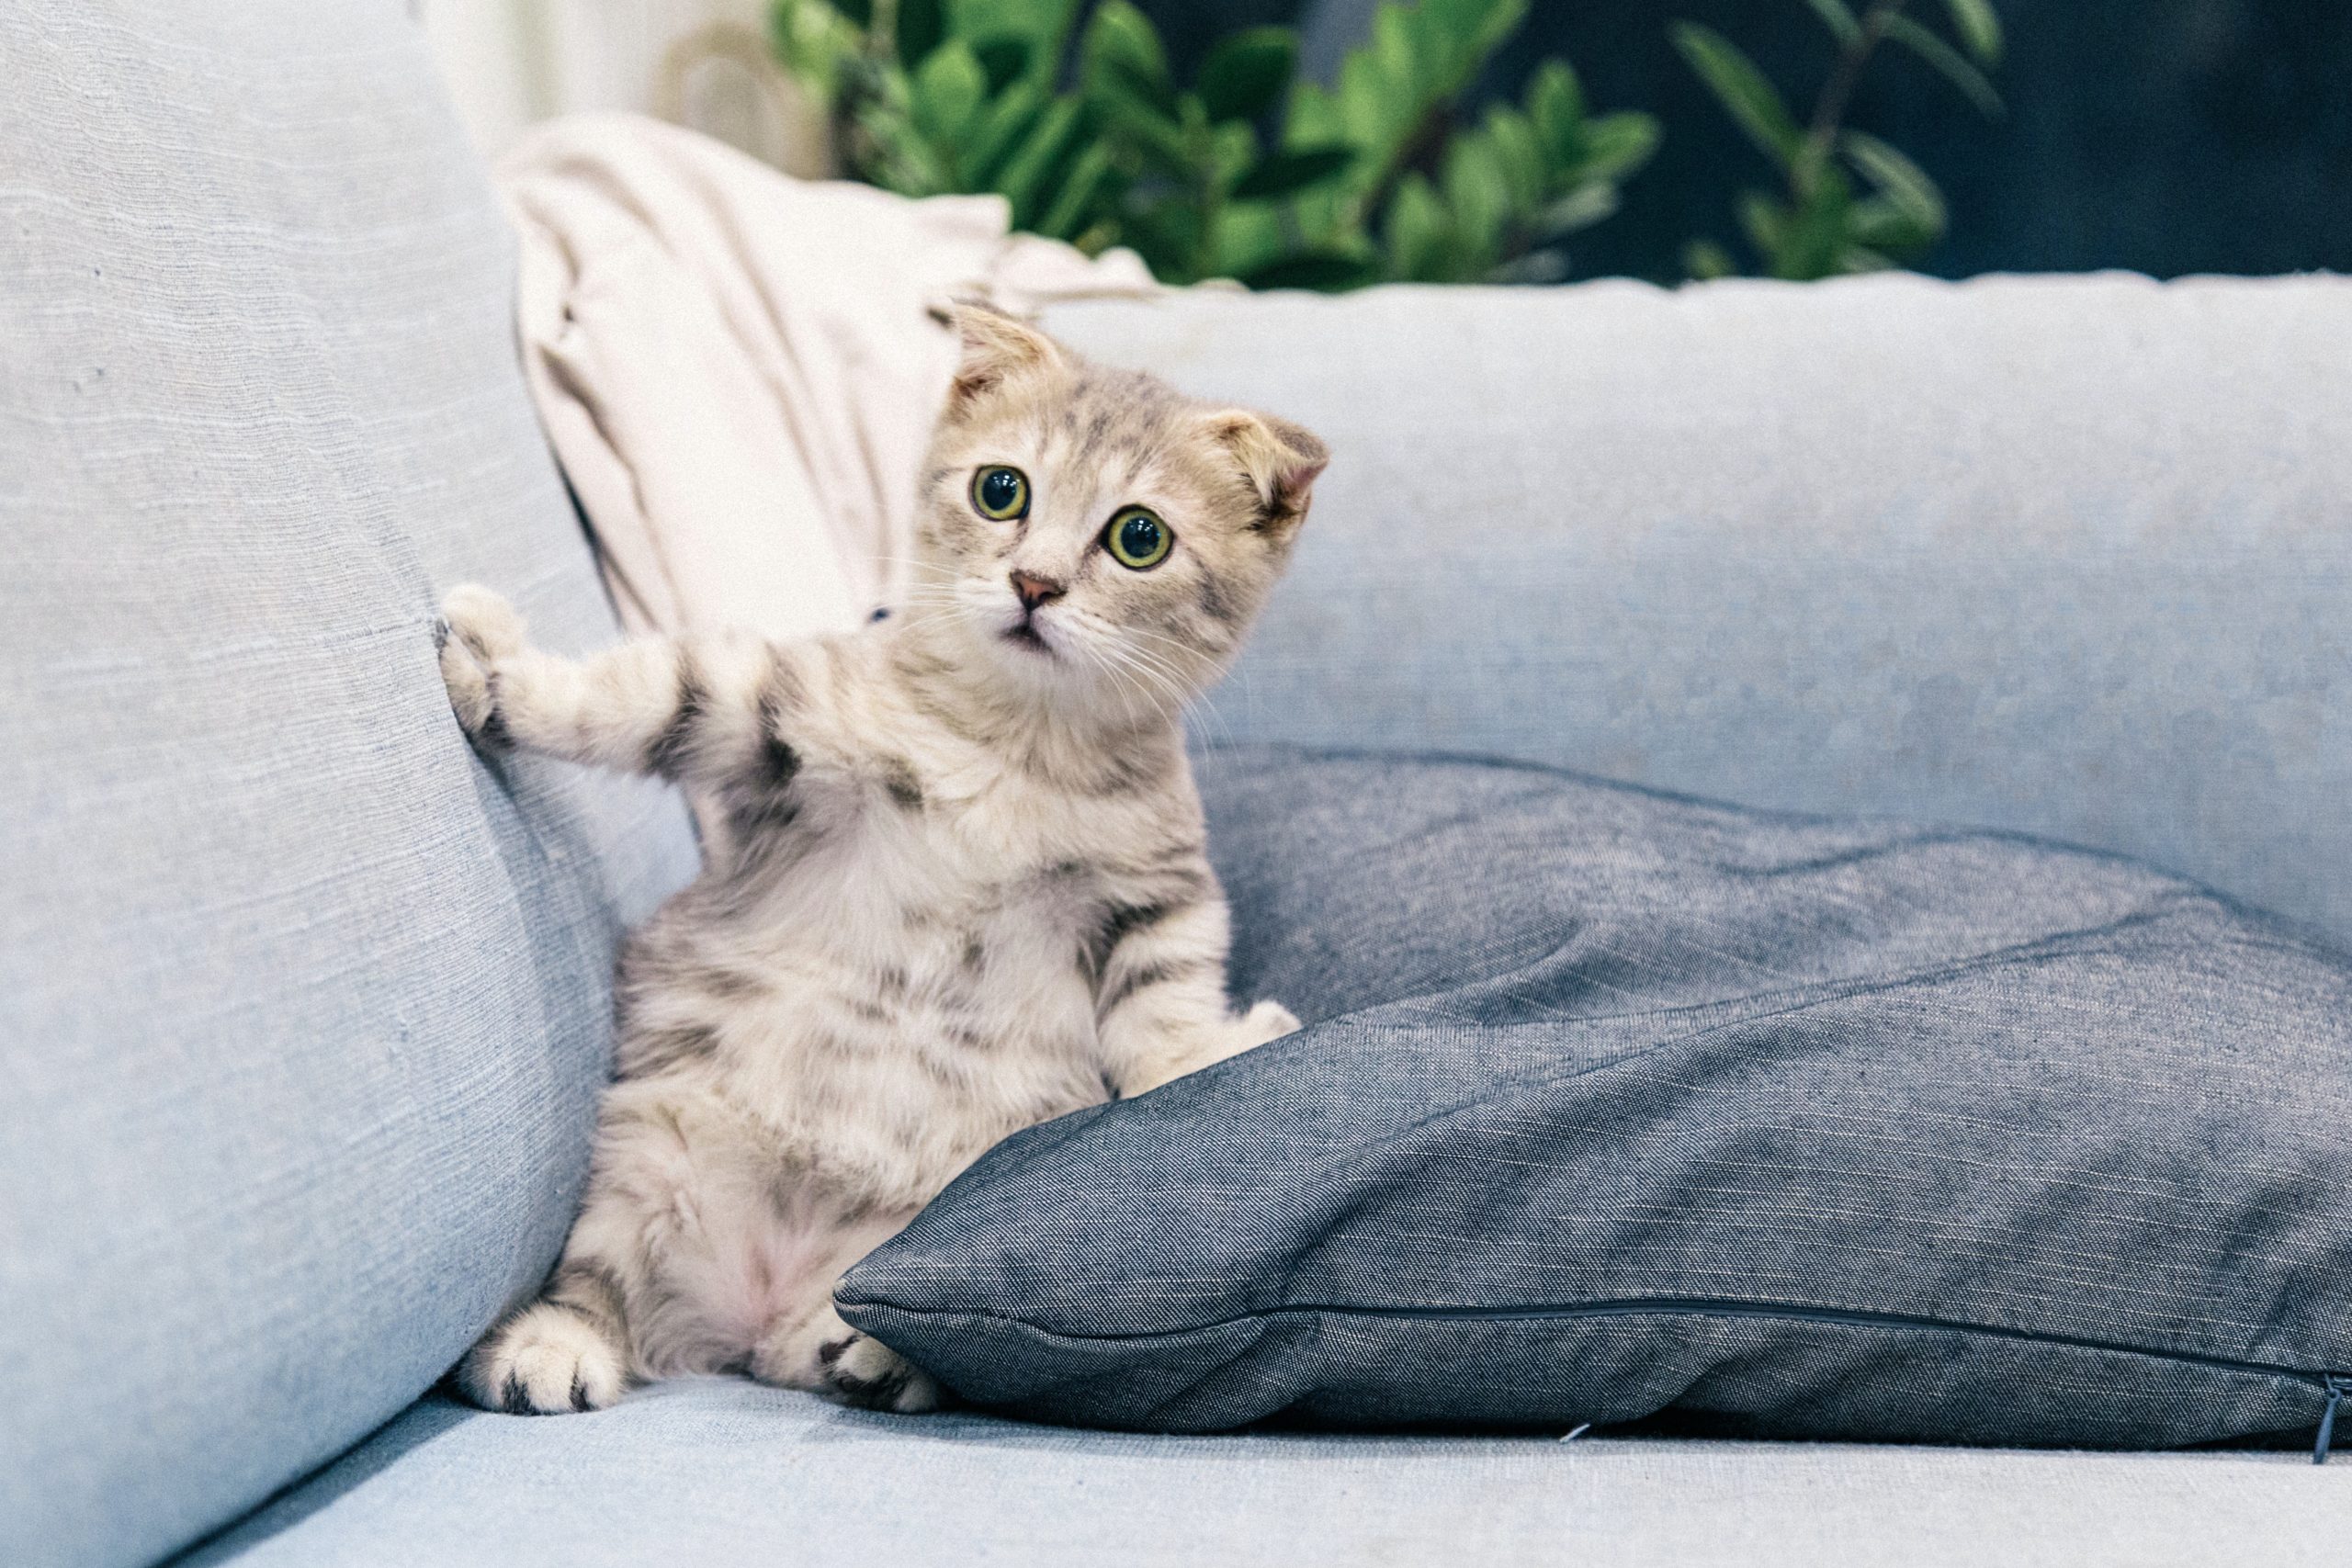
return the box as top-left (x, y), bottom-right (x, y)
top-left (497, 114), bottom-right (1157, 643)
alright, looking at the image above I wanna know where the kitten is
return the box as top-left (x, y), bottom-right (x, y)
top-left (439, 305), bottom-right (1327, 1414)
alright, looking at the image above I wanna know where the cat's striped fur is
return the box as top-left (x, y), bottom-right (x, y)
top-left (443, 306), bottom-right (1327, 1414)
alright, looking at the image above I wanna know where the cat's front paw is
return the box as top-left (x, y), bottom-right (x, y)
top-left (816, 1330), bottom-right (943, 1415)
top-left (435, 583), bottom-right (527, 744)
top-left (459, 1302), bottom-right (626, 1416)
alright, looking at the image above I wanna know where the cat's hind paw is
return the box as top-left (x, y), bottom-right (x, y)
top-left (435, 583), bottom-right (526, 744)
top-left (817, 1330), bottom-right (942, 1415)
top-left (460, 1302), bottom-right (627, 1416)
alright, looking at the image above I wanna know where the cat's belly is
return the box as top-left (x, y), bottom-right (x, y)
top-left (594, 948), bottom-right (1108, 1378)
top-left (615, 880), bottom-right (1109, 1189)
top-left (596, 803), bottom-right (1121, 1373)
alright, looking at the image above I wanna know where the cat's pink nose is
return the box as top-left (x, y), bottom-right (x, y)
top-left (1010, 570), bottom-right (1065, 612)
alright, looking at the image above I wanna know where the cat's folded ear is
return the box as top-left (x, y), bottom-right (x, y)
top-left (1206, 410), bottom-right (1329, 531)
top-left (943, 301), bottom-right (1065, 412)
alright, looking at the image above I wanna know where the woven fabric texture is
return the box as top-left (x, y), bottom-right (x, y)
top-left (0, 6), bottom-right (697, 1567)
top-left (1045, 276), bottom-right (2352, 949)
top-left (841, 748), bottom-right (2352, 1445)
top-left (184, 1381), bottom-right (2352, 1568)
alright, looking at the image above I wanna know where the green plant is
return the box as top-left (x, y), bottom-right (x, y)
top-left (769, 0), bottom-right (1657, 289)
top-left (1673, 0), bottom-right (2004, 280)
top-left (1278, 1), bottom-right (1661, 287)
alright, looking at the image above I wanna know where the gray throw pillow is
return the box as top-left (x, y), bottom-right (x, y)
top-left (838, 747), bottom-right (2352, 1450)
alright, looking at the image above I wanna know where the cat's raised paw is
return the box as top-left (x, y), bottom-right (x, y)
top-left (816, 1331), bottom-right (942, 1415)
top-left (461, 1303), bottom-right (626, 1416)
top-left (435, 584), bottom-right (526, 743)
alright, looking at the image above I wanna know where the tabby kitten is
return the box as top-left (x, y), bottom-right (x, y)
top-left (440, 305), bottom-right (1327, 1414)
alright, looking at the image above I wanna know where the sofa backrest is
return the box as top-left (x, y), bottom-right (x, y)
top-left (1048, 277), bottom-right (2352, 950)
top-left (0, 6), bottom-right (698, 1566)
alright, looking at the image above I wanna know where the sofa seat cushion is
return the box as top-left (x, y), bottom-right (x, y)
top-left (838, 747), bottom-right (2352, 1446)
top-left (184, 1383), bottom-right (2352, 1568)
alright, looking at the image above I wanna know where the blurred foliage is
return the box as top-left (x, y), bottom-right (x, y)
top-left (1673, 0), bottom-right (2005, 280)
top-left (770, 0), bottom-right (1658, 288)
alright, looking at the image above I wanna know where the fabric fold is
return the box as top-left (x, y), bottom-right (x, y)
top-left (498, 112), bottom-right (1159, 642)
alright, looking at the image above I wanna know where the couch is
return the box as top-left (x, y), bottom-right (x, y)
top-left (5, 4), bottom-right (2349, 1566)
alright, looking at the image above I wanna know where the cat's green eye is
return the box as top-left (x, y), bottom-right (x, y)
top-left (1103, 507), bottom-right (1171, 570)
top-left (971, 465), bottom-right (1029, 521)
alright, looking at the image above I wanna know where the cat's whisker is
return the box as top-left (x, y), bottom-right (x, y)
top-left (1103, 641), bottom-right (1200, 716)
top-left (1092, 643), bottom-right (1193, 728)
top-left (1072, 637), bottom-right (1182, 724)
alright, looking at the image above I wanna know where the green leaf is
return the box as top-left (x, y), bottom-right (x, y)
top-left (951, 0), bottom-right (1077, 60)
top-left (1441, 136), bottom-right (1511, 265)
top-left (1210, 117), bottom-right (1258, 185)
top-left (770, 0), bottom-right (865, 100)
top-left (909, 40), bottom-right (986, 147)
top-left (1100, 93), bottom-right (1193, 173)
top-left (1231, 143), bottom-right (1355, 200)
top-left (897, 0), bottom-right (944, 66)
top-left (1525, 59), bottom-right (1587, 164)
top-left (1849, 197), bottom-right (1934, 255)
top-left (1798, 0), bottom-right (1860, 45)
top-left (1385, 172), bottom-right (1453, 281)
top-left (995, 95), bottom-right (1085, 226)
top-left (1574, 112), bottom-right (1660, 184)
top-left (1209, 199), bottom-right (1284, 279)
top-left (1081, 2), bottom-right (1173, 110)
top-left (1239, 247), bottom-right (1380, 292)
top-left (1037, 141), bottom-right (1115, 240)
top-left (1773, 164), bottom-right (1853, 279)
top-left (1534, 181), bottom-right (1618, 237)
top-left (1481, 107), bottom-right (1544, 211)
top-left (1334, 47), bottom-right (1394, 154)
top-left (1943, 0), bottom-right (2004, 65)
top-left (1840, 130), bottom-right (1945, 236)
top-left (961, 79), bottom-right (1045, 185)
top-left (1670, 22), bottom-right (1801, 170)
top-left (1197, 28), bottom-right (1296, 123)
top-left (1432, 0), bottom-right (1530, 82)
top-left (1285, 79), bottom-right (1340, 146)
top-left (1737, 190), bottom-right (1787, 259)
top-left (1885, 16), bottom-right (2005, 118)
top-left (1683, 238), bottom-right (1739, 280)
top-left (1371, 3), bottom-right (1422, 105)
top-left (1487, 249), bottom-right (1569, 285)
top-left (833, 0), bottom-right (873, 28)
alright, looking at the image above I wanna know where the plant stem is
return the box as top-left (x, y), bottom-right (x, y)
top-left (1796, 0), bottom-right (1904, 194)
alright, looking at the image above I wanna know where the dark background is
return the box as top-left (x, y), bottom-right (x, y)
top-left (1141, 0), bottom-right (2352, 281)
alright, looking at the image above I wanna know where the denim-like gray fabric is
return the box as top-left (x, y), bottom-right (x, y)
top-left (840, 748), bottom-right (2352, 1444)
top-left (1044, 278), bottom-right (2352, 951)
top-left (180, 1382), bottom-right (2352, 1568)
top-left (0, 6), bottom-right (698, 1567)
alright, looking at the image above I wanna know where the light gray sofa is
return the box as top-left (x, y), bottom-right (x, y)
top-left (5, 4), bottom-right (2350, 1567)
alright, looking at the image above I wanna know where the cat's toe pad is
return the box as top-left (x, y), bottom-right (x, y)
top-left (435, 584), bottom-right (524, 742)
top-left (818, 1331), bottom-right (941, 1414)
top-left (465, 1305), bottom-right (624, 1416)
top-left (439, 583), bottom-right (527, 659)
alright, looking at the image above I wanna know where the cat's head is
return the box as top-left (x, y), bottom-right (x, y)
top-left (903, 305), bottom-right (1327, 723)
